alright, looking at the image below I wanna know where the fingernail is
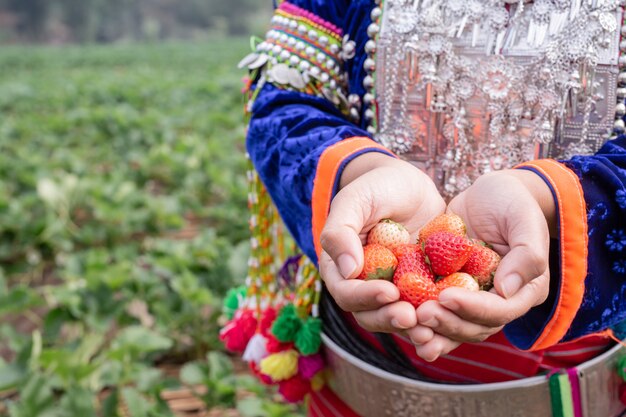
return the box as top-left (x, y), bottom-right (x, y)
top-left (501, 273), bottom-right (523, 298)
top-left (377, 292), bottom-right (395, 304)
top-left (391, 318), bottom-right (407, 329)
top-left (423, 317), bottom-right (439, 327)
top-left (337, 254), bottom-right (357, 278)
top-left (439, 294), bottom-right (459, 311)
top-left (419, 314), bottom-right (438, 328)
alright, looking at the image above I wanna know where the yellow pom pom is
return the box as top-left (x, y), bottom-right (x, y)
top-left (310, 371), bottom-right (326, 391)
top-left (259, 350), bottom-right (299, 381)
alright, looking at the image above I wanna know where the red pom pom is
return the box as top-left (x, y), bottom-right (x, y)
top-left (219, 310), bottom-right (257, 353)
top-left (259, 307), bottom-right (278, 336)
top-left (620, 382), bottom-right (626, 406)
top-left (249, 362), bottom-right (273, 385)
top-left (266, 334), bottom-right (294, 353)
top-left (278, 374), bottom-right (311, 403)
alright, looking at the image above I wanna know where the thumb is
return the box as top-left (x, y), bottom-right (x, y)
top-left (319, 186), bottom-right (371, 279)
top-left (493, 201), bottom-right (550, 299)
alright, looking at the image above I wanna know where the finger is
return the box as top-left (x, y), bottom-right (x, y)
top-left (320, 185), bottom-right (371, 279)
top-left (401, 325), bottom-right (435, 346)
top-left (438, 274), bottom-right (550, 327)
top-left (320, 251), bottom-right (399, 312)
top-left (416, 300), bottom-right (501, 343)
top-left (352, 301), bottom-right (418, 333)
top-left (494, 194), bottom-right (550, 298)
top-left (414, 334), bottom-right (461, 363)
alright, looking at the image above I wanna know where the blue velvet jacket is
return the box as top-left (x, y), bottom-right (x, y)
top-left (246, 0), bottom-right (626, 351)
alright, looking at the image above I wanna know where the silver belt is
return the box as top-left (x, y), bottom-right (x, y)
top-left (322, 334), bottom-right (626, 417)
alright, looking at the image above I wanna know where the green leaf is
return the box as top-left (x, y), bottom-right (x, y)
top-left (101, 389), bottom-right (120, 417)
top-left (179, 362), bottom-right (205, 386)
top-left (121, 387), bottom-right (150, 417)
top-left (237, 397), bottom-right (267, 417)
top-left (207, 351), bottom-right (233, 381)
top-left (110, 326), bottom-right (173, 358)
top-left (0, 363), bottom-right (26, 391)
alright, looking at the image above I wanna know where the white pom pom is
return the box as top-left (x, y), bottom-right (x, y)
top-left (243, 333), bottom-right (268, 364)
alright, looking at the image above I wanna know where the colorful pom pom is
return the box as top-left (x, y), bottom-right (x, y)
top-left (272, 304), bottom-right (302, 343)
top-left (298, 353), bottom-right (325, 379)
top-left (620, 382), bottom-right (626, 406)
top-left (249, 362), bottom-right (273, 385)
top-left (259, 349), bottom-right (299, 382)
top-left (295, 317), bottom-right (322, 355)
top-left (219, 309), bottom-right (257, 353)
top-left (278, 374), bottom-right (311, 403)
top-left (310, 370), bottom-right (326, 392)
top-left (259, 307), bottom-right (278, 336)
top-left (222, 286), bottom-right (247, 320)
top-left (243, 333), bottom-right (268, 364)
top-left (266, 334), bottom-right (294, 353)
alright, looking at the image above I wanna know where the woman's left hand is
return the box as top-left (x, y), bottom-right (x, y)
top-left (411, 169), bottom-right (556, 362)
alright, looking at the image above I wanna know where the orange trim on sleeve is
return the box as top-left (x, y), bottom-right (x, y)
top-left (311, 137), bottom-right (392, 259)
top-left (516, 159), bottom-right (588, 351)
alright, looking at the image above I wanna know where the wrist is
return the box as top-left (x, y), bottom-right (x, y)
top-left (339, 151), bottom-right (398, 189)
top-left (508, 169), bottom-right (558, 237)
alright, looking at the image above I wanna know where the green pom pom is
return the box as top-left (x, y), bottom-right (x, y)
top-left (223, 286), bottom-right (247, 320)
top-left (618, 356), bottom-right (626, 381)
top-left (295, 317), bottom-right (322, 356)
top-left (271, 304), bottom-right (302, 342)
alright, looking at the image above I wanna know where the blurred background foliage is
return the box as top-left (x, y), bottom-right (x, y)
top-left (0, 1), bottom-right (304, 416)
top-left (0, 0), bottom-right (272, 44)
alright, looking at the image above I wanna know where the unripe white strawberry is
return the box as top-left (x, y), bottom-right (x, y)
top-left (367, 219), bottom-right (410, 249)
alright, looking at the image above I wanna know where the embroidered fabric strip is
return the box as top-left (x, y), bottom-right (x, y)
top-left (239, 1), bottom-right (353, 115)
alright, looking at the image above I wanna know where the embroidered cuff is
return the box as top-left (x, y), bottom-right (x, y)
top-left (505, 160), bottom-right (588, 351)
top-left (311, 137), bottom-right (394, 259)
top-left (239, 2), bottom-right (351, 115)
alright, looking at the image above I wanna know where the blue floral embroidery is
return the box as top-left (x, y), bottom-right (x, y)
top-left (613, 260), bottom-right (626, 274)
top-left (606, 229), bottom-right (626, 252)
top-left (617, 189), bottom-right (626, 209)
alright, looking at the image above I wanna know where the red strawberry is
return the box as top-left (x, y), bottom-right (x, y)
top-left (437, 272), bottom-right (479, 292)
top-left (423, 231), bottom-right (473, 277)
top-left (394, 271), bottom-right (439, 308)
top-left (367, 219), bottom-right (411, 249)
top-left (392, 243), bottom-right (421, 263)
top-left (393, 248), bottom-right (437, 307)
top-left (418, 213), bottom-right (466, 244)
top-left (461, 242), bottom-right (501, 288)
top-left (394, 247), bottom-right (434, 281)
top-left (358, 244), bottom-right (398, 281)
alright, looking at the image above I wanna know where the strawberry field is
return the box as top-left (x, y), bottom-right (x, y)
top-left (0, 40), bottom-right (303, 417)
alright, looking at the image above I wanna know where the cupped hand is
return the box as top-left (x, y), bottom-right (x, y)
top-left (413, 169), bottom-right (556, 361)
top-left (319, 153), bottom-right (445, 340)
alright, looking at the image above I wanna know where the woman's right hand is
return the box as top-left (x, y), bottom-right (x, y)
top-left (319, 152), bottom-right (446, 345)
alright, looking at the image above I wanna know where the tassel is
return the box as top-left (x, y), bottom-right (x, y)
top-left (295, 317), bottom-right (323, 355)
top-left (220, 310), bottom-right (257, 353)
top-left (272, 304), bottom-right (303, 342)
top-left (278, 374), bottom-right (311, 403)
top-left (298, 353), bottom-right (325, 379)
top-left (222, 286), bottom-right (247, 320)
top-left (259, 349), bottom-right (299, 381)
top-left (243, 333), bottom-right (269, 364)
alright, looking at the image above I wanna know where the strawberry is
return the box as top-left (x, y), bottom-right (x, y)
top-left (461, 242), bottom-right (501, 288)
top-left (393, 248), bottom-right (437, 307)
top-left (394, 271), bottom-right (439, 308)
top-left (437, 272), bottom-right (479, 292)
top-left (358, 244), bottom-right (398, 281)
top-left (367, 219), bottom-right (411, 249)
top-left (391, 243), bottom-right (421, 263)
top-left (394, 246), bottom-right (434, 281)
top-left (418, 213), bottom-right (466, 244)
top-left (423, 231), bottom-right (473, 277)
